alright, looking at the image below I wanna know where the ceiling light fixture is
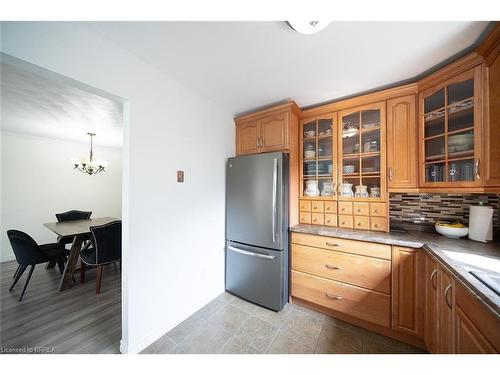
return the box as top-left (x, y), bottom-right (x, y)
top-left (72, 132), bottom-right (107, 175)
top-left (286, 20), bottom-right (331, 35)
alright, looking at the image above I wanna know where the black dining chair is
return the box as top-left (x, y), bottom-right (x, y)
top-left (55, 210), bottom-right (92, 246)
top-left (7, 230), bottom-right (70, 301)
top-left (79, 221), bottom-right (121, 294)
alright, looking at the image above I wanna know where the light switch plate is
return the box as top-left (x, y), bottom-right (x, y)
top-left (177, 170), bottom-right (184, 183)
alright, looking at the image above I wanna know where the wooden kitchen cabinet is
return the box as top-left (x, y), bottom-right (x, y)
top-left (387, 95), bottom-right (418, 190)
top-left (391, 246), bottom-right (424, 338)
top-left (424, 254), bottom-right (439, 353)
top-left (235, 119), bottom-right (260, 155)
top-left (438, 266), bottom-right (455, 353)
top-left (235, 102), bottom-right (298, 155)
top-left (454, 305), bottom-right (496, 353)
top-left (419, 65), bottom-right (483, 188)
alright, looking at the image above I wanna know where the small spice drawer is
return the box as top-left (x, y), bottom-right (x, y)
top-left (311, 201), bottom-right (324, 213)
top-left (324, 214), bottom-right (337, 227)
top-left (338, 202), bottom-right (353, 215)
top-left (370, 203), bottom-right (386, 217)
top-left (370, 217), bottom-right (388, 232)
top-left (311, 213), bottom-right (324, 225)
top-left (324, 201), bottom-right (338, 213)
top-left (300, 200), bottom-right (311, 212)
top-left (354, 216), bottom-right (370, 230)
top-left (299, 212), bottom-right (311, 224)
top-left (338, 215), bottom-right (354, 229)
top-left (353, 202), bottom-right (369, 216)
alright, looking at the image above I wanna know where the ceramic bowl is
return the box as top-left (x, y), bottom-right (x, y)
top-left (435, 223), bottom-right (469, 238)
top-left (343, 165), bottom-right (355, 173)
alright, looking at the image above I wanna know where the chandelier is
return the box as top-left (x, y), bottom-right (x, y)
top-left (72, 132), bottom-right (107, 175)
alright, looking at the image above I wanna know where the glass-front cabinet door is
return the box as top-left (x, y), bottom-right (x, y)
top-left (300, 114), bottom-right (337, 199)
top-left (420, 67), bottom-right (482, 186)
top-left (338, 102), bottom-right (386, 201)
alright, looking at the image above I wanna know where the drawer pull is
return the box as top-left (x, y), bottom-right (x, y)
top-left (341, 208), bottom-right (346, 212)
top-left (374, 224), bottom-right (381, 228)
top-left (325, 292), bottom-right (343, 300)
top-left (357, 222), bottom-right (364, 226)
top-left (326, 220), bottom-right (331, 224)
top-left (374, 209), bottom-right (380, 213)
top-left (313, 206), bottom-right (318, 210)
top-left (341, 221), bottom-right (348, 225)
top-left (313, 218), bottom-right (318, 222)
top-left (325, 242), bottom-right (339, 247)
top-left (325, 264), bottom-right (341, 270)
top-left (356, 208), bottom-right (361, 212)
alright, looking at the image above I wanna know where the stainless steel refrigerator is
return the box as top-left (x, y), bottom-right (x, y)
top-left (225, 152), bottom-right (289, 311)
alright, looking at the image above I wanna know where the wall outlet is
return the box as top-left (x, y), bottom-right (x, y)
top-left (176, 170), bottom-right (184, 183)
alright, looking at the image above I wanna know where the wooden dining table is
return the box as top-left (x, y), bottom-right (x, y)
top-left (44, 217), bottom-right (118, 291)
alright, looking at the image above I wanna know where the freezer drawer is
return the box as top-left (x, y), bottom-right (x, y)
top-left (225, 241), bottom-right (286, 311)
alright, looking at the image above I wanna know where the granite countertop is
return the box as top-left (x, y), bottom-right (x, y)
top-left (290, 224), bottom-right (500, 317)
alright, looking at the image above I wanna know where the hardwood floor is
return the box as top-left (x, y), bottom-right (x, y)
top-left (0, 260), bottom-right (121, 354)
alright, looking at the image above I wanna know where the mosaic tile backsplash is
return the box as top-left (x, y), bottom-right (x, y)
top-left (389, 193), bottom-right (500, 231)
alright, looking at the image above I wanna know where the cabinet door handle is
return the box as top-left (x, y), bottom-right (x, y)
top-left (341, 221), bottom-right (348, 225)
top-left (444, 284), bottom-right (453, 309)
top-left (325, 264), bottom-right (341, 270)
top-left (389, 167), bottom-right (393, 181)
top-left (325, 242), bottom-right (339, 247)
top-left (357, 222), bottom-right (364, 226)
top-left (325, 292), bottom-right (343, 300)
top-left (475, 158), bottom-right (480, 180)
top-left (374, 209), bottom-right (380, 213)
top-left (430, 269), bottom-right (438, 290)
top-left (374, 223), bottom-right (381, 228)
top-left (356, 208), bottom-right (361, 212)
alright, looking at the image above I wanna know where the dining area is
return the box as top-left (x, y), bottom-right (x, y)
top-left (7, 211), bottom-right (122, 301)
top-left (0, 210), bottom-right (123, 354)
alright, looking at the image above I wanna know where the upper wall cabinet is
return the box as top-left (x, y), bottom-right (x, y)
top-left (235, 102), bottom-right (299, 155)
top-left (387, 95), bottom-right (418, 190)
top-left (419, 66), bottom-right (483, 188)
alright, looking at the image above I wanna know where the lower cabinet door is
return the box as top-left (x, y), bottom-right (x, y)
top-left (454, 306), bottom-right (496, 353)
top-left (391, 247), bottom-right (424, 338)
top-left (424, 254), bottom-right (439, 353)
top-left (438, 267), bottom-right (454, 353)
top-left (291, 270), bottom-right (391, 327)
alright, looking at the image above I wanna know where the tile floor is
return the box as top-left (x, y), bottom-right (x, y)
top-left (141, 292), bottom-right (426, 354)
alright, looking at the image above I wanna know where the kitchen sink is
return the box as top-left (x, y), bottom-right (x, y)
top-left (470, 270), bottom-right (500, 297)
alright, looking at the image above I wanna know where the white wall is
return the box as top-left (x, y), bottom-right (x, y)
top-left (0, 22), bottom-right (235, 353)
top-left (0, 133), bottom-right (122, 261)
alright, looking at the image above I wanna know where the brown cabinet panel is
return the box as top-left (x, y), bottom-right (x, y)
top-left (391, 247), bottom-right (424, 338)
top-left (260, 111), bottom-right (288, 152)
top-left (324, 201), bottom-right (337, 213)
top-left (324, 214), bottom-right (337, 227)
top-left (311, 213), bottom-right (324, 225)
top-left (291, 270), bottom-right (391, 328)
top-left (338, 202), bottom-right (353, 215)
top-left (387, 95), bottom-right (418, 189)
top-left (236, 120), bottom-right (259, 155)
top-left (338, 215), bottom-right (354, 229)
top-left (454, 306), bottom-right (496, 353)
top-left (291, 244), bottom-right (391, 294)
top-left (424, 254), bottom-right (439, 353)
top-left (438, 267), bottom-right (454, 353)
top-left (311, 201), bottom-right (324, 213)
top-left (354, 215), bottom-right (369, 230)
top-left (370, 217), bottom-right (388, 232)
top-left (484, 54), bottom-right (500, 186)
top-left (299, 212), bottom-right (311, 224)
top-left (370, 203), bottom-right (386, 217)
top-left (353, 202), bottom-right (369, 215)
top-left (299, 200), bottom-right (311, 212)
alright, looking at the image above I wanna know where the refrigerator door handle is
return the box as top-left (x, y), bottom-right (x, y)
top-left (227, 245), bottom-right (276, 260)
top-left (272, 158), bottom-right (278, 243)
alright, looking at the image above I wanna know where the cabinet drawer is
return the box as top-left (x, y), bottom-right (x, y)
top-left (300, 200), bottom-right (311, 212)
top-left (290, 232), bottom-right (392, 260)
top-left (324, 214), bottom-right (337, 227)
top-left (370, 203), bottom-right (386, 217)
top-left (311, 213), bottom-right (324, 225)
top-left (338, 202), bottom-right (353, 215)
top-left (353, 202), bottom-right (369, 216)
top-left (324, 201), bottom-right (338, 213)
top-left (338, 215), bottom-right (353, 229)
top-left (291, 270), bottom-right (391, 327)
top-left (370, 217), bottom-right (388, 232)
top-left (291, 244), bottom-right (391, 293)
top-left (299, 212), bottom-right (311, 224)
top-left (311, 201), bottom-right (324, 213)
top-left (354, 216), bottom-right (370, 230)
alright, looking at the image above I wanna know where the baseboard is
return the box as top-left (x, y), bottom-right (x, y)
top-left (0, 254), bottom-right (15, 263)
top-left (121, 323), bottom-right (176, 354)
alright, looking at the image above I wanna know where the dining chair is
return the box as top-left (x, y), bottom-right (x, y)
top-left (7, 230), bottom-right (70, 301)
top-left (79, 221), bottom-right (121, 294)
top-left (55, 210), bottom-right (92, 246)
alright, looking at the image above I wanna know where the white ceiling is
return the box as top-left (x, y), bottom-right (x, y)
top-left (86, 21), bottom-right (490, 116)
top-left (1, 60), bottom-right (123, 147)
